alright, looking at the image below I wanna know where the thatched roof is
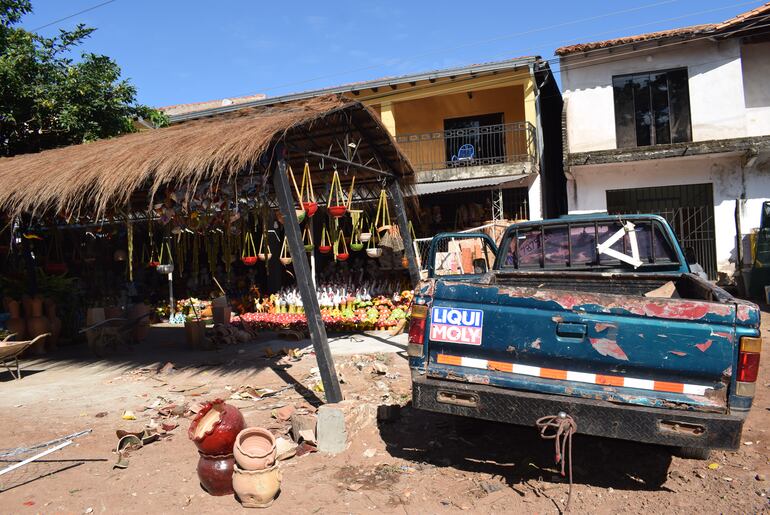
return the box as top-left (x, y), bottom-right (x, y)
top-left (0, 95), bottom-right (413, 220)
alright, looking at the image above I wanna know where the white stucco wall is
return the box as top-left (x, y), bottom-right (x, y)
top-left (561, 39), bottom-right (753, 153)
top-left (741, 41), bottom-right (770, 137)
top-left (567, 152), bottom-right (770, 274)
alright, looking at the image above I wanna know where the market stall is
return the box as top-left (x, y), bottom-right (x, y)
top-left (0, 95), bottom-right (419, 401)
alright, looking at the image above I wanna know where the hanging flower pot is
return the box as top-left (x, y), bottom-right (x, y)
top-left (302, 224), bottom-right (314, 253)
top-left (279, 237), bottom-right (292, 266)
top-left (156, 241), bottom-right (173, 274)
top-left (350, 228), bottom-right (364, 252)
top-left (366, 230), bottom-right (381, 258)
top-left (318, 225), bottom-right (332, 254)
top-left (295, 162), bottom-right (318, 217)
top-left (328, 205), bottom-right (347, 218)
top-left (257, 233), bottom-right (271, 262)
top-left (296, 210), bottom-right (306, 224)
top-left (327, 167), bottom-right (352, 218)
top-left (241, 232), bottom-right (257, 266)
top-left (360, 232), bottom-right (372, 243)
top-left (335, 231), bottom-right (349, 261)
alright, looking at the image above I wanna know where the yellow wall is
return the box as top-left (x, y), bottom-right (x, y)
top-left (392, 85), bottom-right (525, 134)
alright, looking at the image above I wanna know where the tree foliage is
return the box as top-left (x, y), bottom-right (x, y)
top-left (0, 1), bottom-right (167, 156)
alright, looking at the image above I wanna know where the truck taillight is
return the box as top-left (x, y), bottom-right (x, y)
top-left (736, 336), bottom-right (762, 396)
top-left (407, 305), bottom-right (429, 357)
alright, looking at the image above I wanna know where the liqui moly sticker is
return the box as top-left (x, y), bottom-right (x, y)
top-left (429, 307), bottom-right (484, 345)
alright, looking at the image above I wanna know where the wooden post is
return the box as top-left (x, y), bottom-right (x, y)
top-left (388, 181), bottom-right (420, 286)
top-left (273, 158), bottom-right (343, 403)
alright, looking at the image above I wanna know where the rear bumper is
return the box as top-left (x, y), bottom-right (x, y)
top-left (412, 374), bottom-right (745, 450)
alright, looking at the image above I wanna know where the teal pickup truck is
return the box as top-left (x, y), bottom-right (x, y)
top-left (407, 215), bottom-right (761, 456)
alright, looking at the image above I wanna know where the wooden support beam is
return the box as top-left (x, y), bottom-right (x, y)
top-left (306, 151), bottom-right (394, 178)
top-left (388, 180), bottom-right (420, 286)
top-left (273, 158), bottom-right (343, 403)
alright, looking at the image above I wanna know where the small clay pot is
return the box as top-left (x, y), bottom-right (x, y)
top-left (366, 248), bottom-right (382, 258)
top-left (318, 245), bottom-right (332, 255)
top-left (189, 399), bottom-right (246, 455)
top-left (336, 253), bottom-right (350, 262)
top-left (302, 202), bottom-right (318, 217)
top-left (232, 463), bottom-right (282, 508)
top-left (197, 452), bottom-right (235, 496)
top-left (328, 205), bottom-right (347, 218)
top-left (234, 428), bottom-right (276, 470)
top-left (241, 256), bottom-right (258, 266)
top-left (360, 233), bottom-right (372, 243)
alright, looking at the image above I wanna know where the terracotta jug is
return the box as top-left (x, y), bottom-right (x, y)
top-left (26, 297), bottom-right (49, 355)
top-left (188, 399), bottom-right (246, 456)
top-left (5, 299), bottom-right (26, 339)
top-left (232, 463), bottom-right (282, 508)
top-left (196, 453), bottom-right (235, 496)
top-left (44, 299), bottom-right (61, 350)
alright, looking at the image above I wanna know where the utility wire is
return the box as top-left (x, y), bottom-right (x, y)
top-left (31, 0), bottom-right (118, 31)
top-left (215, 0), bottom-right (765, 102)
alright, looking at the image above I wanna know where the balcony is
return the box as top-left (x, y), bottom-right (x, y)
top-left (395, 121), bottom-right (537, 174)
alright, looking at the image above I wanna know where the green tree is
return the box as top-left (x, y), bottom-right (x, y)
top-left (0, 0), bottom-right (167, 156)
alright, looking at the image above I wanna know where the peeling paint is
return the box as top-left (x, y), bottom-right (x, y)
top-left (668, 350), bottom-right (688, 357)
top-left (531, 338), bottom-right (542, 349)
top-left (589, 338), bottom-right (629, 361)
top-left (695, 340), bottom-right (713, 352)
top-left (595, 322), bottom-right (616, 332)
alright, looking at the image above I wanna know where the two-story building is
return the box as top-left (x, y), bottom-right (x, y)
top-left (557, 3), bottom-right (770, 281)
top-left (164, 57), bottom-right (564, 236)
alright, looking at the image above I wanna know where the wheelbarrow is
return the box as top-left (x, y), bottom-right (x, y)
top-left (79, 312), bottom-right (150, 357)
top-left (0, 333), bottom-right (50, 380)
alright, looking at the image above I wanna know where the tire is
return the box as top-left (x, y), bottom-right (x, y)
top-left (676, 446), bottom-right (711, 460)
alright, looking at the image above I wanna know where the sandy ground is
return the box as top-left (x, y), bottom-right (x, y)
top-left (1, 317), bottom-right (769, 514)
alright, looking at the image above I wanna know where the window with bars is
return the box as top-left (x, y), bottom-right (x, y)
top-left (612, 68), bottom-right (692, 148)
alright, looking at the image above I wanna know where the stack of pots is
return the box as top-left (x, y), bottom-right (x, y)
top-left (232, 427), bottom-right (281, 508)
top-left (188, 399), bottom-right (245, 496)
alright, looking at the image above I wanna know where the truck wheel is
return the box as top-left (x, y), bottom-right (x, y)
top-left (676, 446), bottom-right (711, 460)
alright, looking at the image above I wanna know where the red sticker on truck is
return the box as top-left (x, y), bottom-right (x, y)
top-left (429, 307), bottom-right (483, 345)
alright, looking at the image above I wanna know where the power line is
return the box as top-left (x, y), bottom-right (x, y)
top-left (208, 0), bottom-right (764, 104)
top-left (31, 0), bottom-right (118, 31)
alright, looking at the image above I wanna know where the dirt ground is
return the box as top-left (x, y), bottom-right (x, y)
top-left (2, 314), bottom-right (770, 514)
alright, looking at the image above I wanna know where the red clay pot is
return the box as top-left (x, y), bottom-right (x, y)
top-left (189, 399), bottom-right (246, 456)
top-left (302, 202), bottom-right (318, 217)
top-left (318, 245), bottom-right (332, 255)
top-left (197, 452), bottom-right (235, 496)
top-left (336, 253), bottom-right (350, 262)
top-left (241, 256), bottom-right (258, 266)
top-left (328, 205), bottom-right (347, 218)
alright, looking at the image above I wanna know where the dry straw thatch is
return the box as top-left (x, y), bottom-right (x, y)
top-left (0, 95), bottom-right (350, 220)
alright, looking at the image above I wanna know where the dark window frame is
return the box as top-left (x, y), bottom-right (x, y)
top-left (612, 68), bottom-right (692, 148)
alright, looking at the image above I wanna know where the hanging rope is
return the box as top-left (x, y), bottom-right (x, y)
top-left (536, 412), bottom-right (577, 512)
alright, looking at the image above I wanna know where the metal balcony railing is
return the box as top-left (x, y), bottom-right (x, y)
top-left (395, 121), bottom-right (537, 173)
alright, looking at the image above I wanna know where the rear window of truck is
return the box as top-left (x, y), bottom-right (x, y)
top-left (502, 220), bottom-right (680, 270)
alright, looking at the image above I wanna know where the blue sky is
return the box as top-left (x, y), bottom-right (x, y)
top-left (19, 0), bottom-right (767, 108)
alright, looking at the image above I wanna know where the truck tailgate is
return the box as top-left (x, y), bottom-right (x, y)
top-left (425, 281), bottom-right (736, 413)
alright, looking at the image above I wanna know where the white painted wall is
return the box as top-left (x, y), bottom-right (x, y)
top-left (566, 152), bottom-right (770, 274)
top-left (741, 41), bottom-right (770, 137)
top-left (561, 39), bottom-right (757, 153)
top-left (527, 173), bottom-right (542, 221)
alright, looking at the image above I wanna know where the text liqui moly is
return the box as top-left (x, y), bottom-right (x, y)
top-left (429, 307), bottom-right (484, 345)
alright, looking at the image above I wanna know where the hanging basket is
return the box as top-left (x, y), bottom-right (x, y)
top-left (296, 162), bottom-right (318, 217)
top-left (360, 232), bottom-right (372, 243)
top-left (350, 227), bottom-right (364, 252)
top-left (257, 233), bottom-right (272, 262)
top-left (374, 189), bottom-right (392, 234)
top-left (335, 231), bottom-right (349, 261)
top-left (302, 224), bottom-right (314, 253)
top-left (366, 228), bottom-right (381, 258)
top-left (319, 225), bottom-right (332, 254)
top-left (241, 232), bottom-right (258, 266)
top-left (327, 168), bottom-right (351, 218)
top-left (280, 237), bottom-right (292, 266)
top-left (156, 241), bottom-right (173, 274)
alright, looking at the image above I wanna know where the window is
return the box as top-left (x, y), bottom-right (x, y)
top-left (613, 69), bottom-right (692, 148)
top-left (503, 221), bottom-right (680, 270)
